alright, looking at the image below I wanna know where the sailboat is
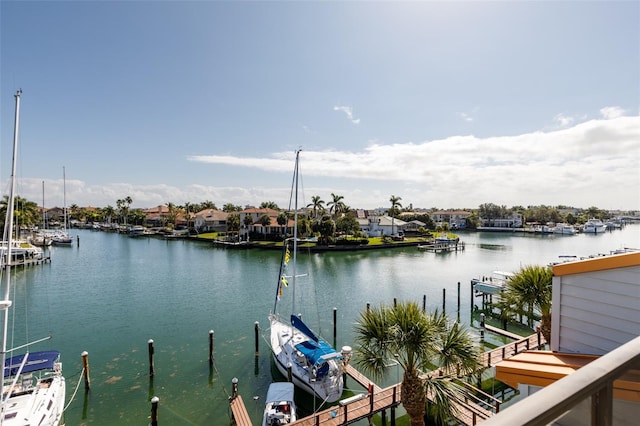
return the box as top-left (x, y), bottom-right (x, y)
top-left (1, 90), bottom-right (66, 425)
top-left (50, 167), bottom-right (72, 246)
top-left (268, 150), bottom-right (344, 403)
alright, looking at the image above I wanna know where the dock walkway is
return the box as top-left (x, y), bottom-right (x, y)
top-left (231, 331), bottom-right (546, 425)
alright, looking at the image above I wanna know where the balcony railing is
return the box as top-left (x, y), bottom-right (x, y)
top-left (482, 335), bottom-right (640, 426)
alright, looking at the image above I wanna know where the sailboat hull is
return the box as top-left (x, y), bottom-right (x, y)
top-left (3, 375), bottom-right (66, 425)
top-left (269, 316), bottom-right (343, 403)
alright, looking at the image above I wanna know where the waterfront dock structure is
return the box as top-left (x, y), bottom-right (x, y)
top-left (417, 240), bottom-right (465, 253)
top-left (231, 331), bottom-right (545, 425)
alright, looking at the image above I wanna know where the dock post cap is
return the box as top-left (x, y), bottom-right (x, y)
top-left (151, 396), bottom-right (159, 403)
top-left (148, 339), bottom-right (154, 343)
top-left (81, 351), bottom-right (88, 356)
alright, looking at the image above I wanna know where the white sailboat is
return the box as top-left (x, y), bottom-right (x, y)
top-left (51, 167), bottom-right (72, 246)
top-left (1, 90), bottom-right (66, 425)
top-left (268, 150), bottom-right (344, 403)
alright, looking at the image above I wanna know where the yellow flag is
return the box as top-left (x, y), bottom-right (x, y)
top-left (281, 275), bottom-right (288, 287)
top-left (284, 247), bottom-right (291, 264)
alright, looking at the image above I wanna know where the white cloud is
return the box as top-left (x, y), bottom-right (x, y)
top-left (600, 106), bottom-right (626, 119)
top-left (333, 105), bottom-right (361, 124)
top-left (553, 113), bottom-right (575, 127)
top-left (14, 113), bottom-right (639, 211)
top-left (457, 112), bottom-right (474, 122)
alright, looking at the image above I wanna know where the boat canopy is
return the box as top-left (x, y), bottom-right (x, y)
top-left (291, 315), bottom-right (341, 372)
top-left (265, 382), bottom-right (295, 404)
top-left (4, 351), bottom-right (60, 377)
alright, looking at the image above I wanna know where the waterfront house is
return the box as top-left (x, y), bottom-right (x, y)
top-left (430, 210), bottom-right (472, 229)
top-left (479, 213), bottom-right (523, 229)
top-left (193, 209), bottom-right (229, 233)
top-left (357, 215), bottom-right (407, 237)
top-left (492, 251), bottom-right (640, 424)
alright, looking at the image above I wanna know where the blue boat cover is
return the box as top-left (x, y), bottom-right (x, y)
top-left (265, 382), bottom-right (295, 404)
top-left (291, 315), bottom-right (341, 376)
top-left (4, 351), bottom-right (60, 377)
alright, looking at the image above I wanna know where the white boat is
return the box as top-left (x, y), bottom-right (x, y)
top-left (0, 240), bottom-right (44, 262)
top-left (262, 382), bottom-right (297, 426)
top-left (583, 218), bottom-right (607, 234)
top-left (128, 225), bottom-right (148, 237)
top-left (471, 270), bottom-right (514, 295)
top-left (268, 150), bottom-right (345, 403)
top-left (51, 167), bottom-right (73, 246)
top-left (1, 90), bottom-right (65, 425)
top-left (553, 224), bottom-right (577, 235)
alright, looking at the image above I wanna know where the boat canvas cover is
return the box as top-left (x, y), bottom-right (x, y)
top-left (4, 351), bottom-right (60, 377)
top-left (265, 382), bottom-right (295, 404)
top-left (291, 315), bottom-right (341, 373)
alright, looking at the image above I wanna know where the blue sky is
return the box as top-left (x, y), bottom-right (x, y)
top-left (1, 1), bottom-right (638, 211)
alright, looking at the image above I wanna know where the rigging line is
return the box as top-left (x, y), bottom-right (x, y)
top-left (63, 367), bottom-right (85, 412)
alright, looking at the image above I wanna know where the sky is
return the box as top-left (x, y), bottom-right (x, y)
top-left (1, 0), bottom-right (639, 212)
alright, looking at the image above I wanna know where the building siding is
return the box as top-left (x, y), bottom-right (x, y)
top-left (552, 261), bottom-right (640, 355)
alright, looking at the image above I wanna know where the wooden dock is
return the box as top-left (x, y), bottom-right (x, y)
top-left (229, 395), bottom-right (253, 426)
top-left (417, 241), bottom-right (465, 253)
top-left (231, 331), bottom-right (547, 426)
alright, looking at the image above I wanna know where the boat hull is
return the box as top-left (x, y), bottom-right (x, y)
top-left (269, 317), bottom-right (343, 403)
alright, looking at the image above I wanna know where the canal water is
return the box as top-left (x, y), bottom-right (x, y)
top-left (8, 225), bottom-right (639, 425)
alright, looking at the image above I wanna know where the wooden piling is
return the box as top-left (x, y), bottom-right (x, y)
top-left (209, 330), bottom-right (214, 365)
top-left (231, 377), bottom-right (238, 399)
top-left (81, 351), bottom-right (90, 390)
top-left (480, 313), bottom-right (485, 341)
top-left (287, 363), bottom-right (292, 382)
top-left (254, 322), bottom-right (259, 356)
top-left (333, 308), bottom-right (337, 349)
top-left (148, 339), bottom-right (155, 377)
top-left (150, 396), bottom-right (159, 426)
top-left (422, 294), bottom-right (426, 313)
top-left (442, 288), bottom-right (446, 313)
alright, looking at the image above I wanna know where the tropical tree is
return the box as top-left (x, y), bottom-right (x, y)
top-left (306, 195), bottom-right (325, 220)
top-left (260, 201), bottom-right (279, 210)
top-left (200, 200), bottom-right (217, 210)
top-left (166, 202), bottom-right (178, 228)
top-left (354, 301), bottom-right (480, 426)
top-left (501, 265), bottom-right (553, 342)
top-left (327, 193), bottom-right (345, 219)
top-left (101, 205), bottom-right (116, 224)
top-left (259, 214), bottom-right (271, 227)
top-left (0, 195), bottom-right (40, 232)
top-left (389, 195), bottom-right (402, 236)
top-left (227, 213), bottom-right (240, 232)
top-left (277, 212), bottom-right (288, 227)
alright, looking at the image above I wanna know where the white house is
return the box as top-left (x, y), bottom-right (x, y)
top-left (193, 209), bottom-right (229, 233)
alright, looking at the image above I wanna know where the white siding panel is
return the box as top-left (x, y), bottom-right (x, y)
top-left (554, 264), bottom-right (640, 355)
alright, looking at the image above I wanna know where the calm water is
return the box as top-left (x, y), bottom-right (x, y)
top-left (7, 225), bottom-right (639, 425)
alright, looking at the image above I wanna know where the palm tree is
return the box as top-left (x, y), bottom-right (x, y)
top-left (354, 301), bottom-right (480, 426)
top-left (306, 195), bottom-right (325, 220)
top-left (501, 265), bottom-right (553, 342)
top-left (389, 195), bottom-right (402, 236)
top-left (327, 193), bottom-right (345, 219)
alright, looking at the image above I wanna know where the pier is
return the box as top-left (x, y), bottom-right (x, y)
top-left (417, 240), bottom-right (465, 253)
top-left (231, 330), bottom-right (546, 425)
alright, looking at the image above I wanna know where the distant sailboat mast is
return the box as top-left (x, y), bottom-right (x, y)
top-left (63, 166), bottom-right (68, 231)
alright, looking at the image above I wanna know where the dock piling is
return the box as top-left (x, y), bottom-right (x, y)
top-left (150, 396), bottom-right (159, 426)
top-left (148, 339), bottom-right (155, 377)
top-left (81, 351), bottom-right (90, 390)
top-left (209, 330), bottom-right (214, 365)
top-left (254, 322), bottom-right (259, 355)
top-left (333, 308), bottom-right (337, 348)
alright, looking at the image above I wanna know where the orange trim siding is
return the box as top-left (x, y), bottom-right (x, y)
top-left (553, 252), bottom-right (640, 276)
top-left (495, 351), bottom-right (640, 402)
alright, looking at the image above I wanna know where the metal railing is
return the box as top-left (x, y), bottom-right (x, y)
top-left (482, 335), bottom-right (640, 426)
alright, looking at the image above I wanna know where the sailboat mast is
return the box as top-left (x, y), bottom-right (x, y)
top-left (291, 150), bottom-right (300, 317)
top-left (63, 166), bottom-right (67, 231)
top-left (1, 89), bottom-right (22, 399)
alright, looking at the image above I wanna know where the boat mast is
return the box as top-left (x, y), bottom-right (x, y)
top-left (63, 166), bottom-right (67, 231)
top-left (1, 89), bottom-right (22, 401)
top-left (291, 150), bottom-right (300, 317)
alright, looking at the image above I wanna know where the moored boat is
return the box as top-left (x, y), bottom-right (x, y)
top-left (268, 150), bottom-right (345, 403)
top-left (583, 218), bottom-right (607, 234)
top-left (553, 224), bottom-right (577, 235)
top-left (262, 382), bottom-right (297, 426)
top-left (471, 270), bottom-right (514, 295)
top-left (1, 90), bottom-right (66, 426)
